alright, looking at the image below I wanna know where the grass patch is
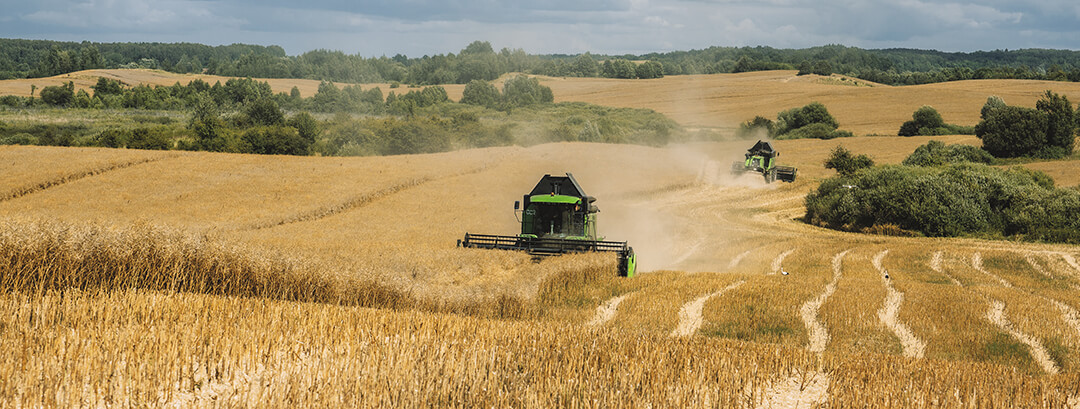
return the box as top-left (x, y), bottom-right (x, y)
top-left (980, 332), bottom-right (1035, 372)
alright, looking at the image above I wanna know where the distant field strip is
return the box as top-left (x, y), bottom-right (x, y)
top-left (986, 300), bottom-right (1059, 375)
top-left (671, 280), bottom-right (745, 337)
top-left (872, 250), bottom-right (926, 359)
top-left (1, 155), bottom-right (175, 202)
top-left (587, 292), bottom-right (636, 327)
top-left (801, 250), bottom-right (849, 354)
top-left (971, 252), bottom-right (1012, 287)
top-left (246, 165), bottom-right (489, 231)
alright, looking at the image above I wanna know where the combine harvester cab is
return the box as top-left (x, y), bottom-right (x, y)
top-left (731, 140), bottom-right (797, 183)
top-left (458, 173), bottom-right (637, 277)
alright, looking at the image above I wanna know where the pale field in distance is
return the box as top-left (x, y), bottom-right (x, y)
top-left (6, 68), bottom-right (1080, 137)
top-left (4, 72), bottom-right (1080, 406)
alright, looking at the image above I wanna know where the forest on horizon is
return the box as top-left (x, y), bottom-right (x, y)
top-left (3, 38), bottom-right (1080, 86)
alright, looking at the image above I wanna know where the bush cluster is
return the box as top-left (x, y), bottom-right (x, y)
top-left (902, 140), bottom-right (993, 166)
top-left (897, 106), bottom-right (974, 136)
top-left (805, 162), bottom-right (1080, 243)
top-left (976, 91), bottom-right (1077, 158)
top-left (736, 102), bottom-right (854, 140)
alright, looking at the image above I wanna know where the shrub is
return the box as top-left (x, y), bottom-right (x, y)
top-left (460, 80), bottom-right (500, 109)
top-left (39, 82), bottom-right (75, 106)
top-left (824, 145), bottom-right (874, 175)
top-left (903, 140), bottom-right (993, 166)
top-left (241, 125), bottom-right (310, 155)
top-left (776, 102), bottom-right (838, 135)
top-left (0, 132), bottom-right (36, 145)
top-left (770, 102), bottom-right (852, 139)
top-left (96, 128), bottom-right (130, 148)
top-left (805, 163), bottom-right (1080, 242)
top-left (243, 97), bottom-right (285, 127)
top-left (502, 75), bottom-right (553, 108)
top-left (127, 128), bottom-right (171, 150)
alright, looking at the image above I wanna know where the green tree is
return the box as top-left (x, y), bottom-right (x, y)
top-left (898, 106), bottom-right (946, 136)
top-left (976, 105), bottom-right (1048, 158)
top-left (981, 96), bottom-right (1006, 120)
top-left (242, 125), bottom-right (310, 155)
top-left (603, 59), bottom-right (636, 79)
top-left (287, 112), bottom-right (320, 143)
top-left (460, 80), bottom-right (500, 108)
top-left (39, 81), bottom-right (75, 106)
top-left (636, 61), bottom-right (664, 79)
top-left (502, 75), bottom-right (553, 108)
top-left (571, 53), bottom-right (600, 77)
top-left (91, 77), bottom-right (124, 98)
top-left (188, 94), bottom-right (226, 151)
top-left (1036, 90), bottom-right (1076, 155)
top-left (824, 145), bottom-right (874, 175)
top-left (461, 40), bottom-right (494, 55)
top-left (244, 97), bottom-right (285, 126)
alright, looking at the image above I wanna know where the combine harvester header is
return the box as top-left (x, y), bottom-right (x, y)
top-left (459, 173), bottom-right (636, 277)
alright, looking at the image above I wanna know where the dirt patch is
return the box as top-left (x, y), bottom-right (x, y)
top-left (752, 369), bottom-right (830, 409)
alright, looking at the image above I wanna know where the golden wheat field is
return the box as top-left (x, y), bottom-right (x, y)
top-left (4, 72), bottom-right (1080, 407)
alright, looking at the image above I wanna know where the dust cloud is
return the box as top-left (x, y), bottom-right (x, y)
top-left (595, 140), bottom-right (780, 273)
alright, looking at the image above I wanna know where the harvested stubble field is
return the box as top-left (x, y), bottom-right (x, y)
top-left (5, 73), bottom-right (1080, 407)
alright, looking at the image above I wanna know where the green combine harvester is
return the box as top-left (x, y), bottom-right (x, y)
top-left (731, 140), bottom-right (797, 183)
top-left (458, 173), bottom-right (637, 277)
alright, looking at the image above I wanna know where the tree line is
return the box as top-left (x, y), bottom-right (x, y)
top-left (0, 74), bottom-right (680, 156)
top-left (5, 39), bottom-right (1080, 86)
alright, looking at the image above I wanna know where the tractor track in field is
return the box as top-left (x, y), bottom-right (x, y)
top-left (671, 280), bottom-right (745, 337)
top-left (770, 248), bottom-right (795, 275)
top-left (800, 250), bottom-right (848, 354)
top-left (986, 300), bottom-right (1059, 375)
top-left (1023, 254), bottom-right (1053, 278)
top-left (728, 250), bottom-right (752, 270)
top-left (872, 250), bottom-right (926, 359)
top-left (971, 252), bottom-right (1012, 288)
top-left (246, 165), bottom-right (489, 231)
top-left (1, 154), bottom-right (177, 202)
top-left (930, 251), bottom-right (961, 285)
top-left (1043, 297), bottom-right (1080, 341)
top-left (586, 292), bottom-right (635, 327)
top-left (1054, 252), bottom-right (1080, 276)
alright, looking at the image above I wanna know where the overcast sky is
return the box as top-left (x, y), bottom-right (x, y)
top-left (2, 0), bottom-right (1078, 57)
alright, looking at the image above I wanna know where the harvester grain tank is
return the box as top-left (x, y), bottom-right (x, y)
top-left (458, 173), bottom-right (637, 277)
top-left (731, 140), bottom-right (797, 183)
